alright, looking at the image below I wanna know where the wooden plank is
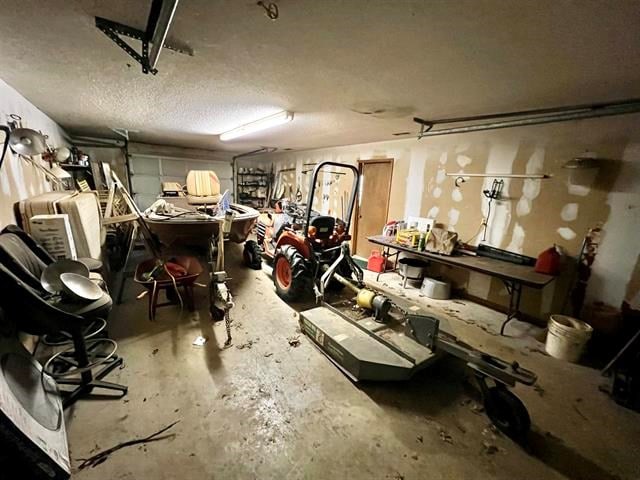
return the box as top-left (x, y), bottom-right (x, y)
top-left (367, 235), bottom-right (554, 288)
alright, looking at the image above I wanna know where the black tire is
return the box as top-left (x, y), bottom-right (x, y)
top-left (273, 245), bottom-right (309, 301)
top-left (484, 386), bottom-right (531, 441)
top-left (243, 240), bottom-right (262, 270)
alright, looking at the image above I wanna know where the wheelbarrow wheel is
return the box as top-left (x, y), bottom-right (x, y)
top-left (484, 385), bottom-right (530, 441)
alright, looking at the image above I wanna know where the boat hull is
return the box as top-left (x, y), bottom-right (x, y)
top-left (144, 203), bottom-right (259, 247)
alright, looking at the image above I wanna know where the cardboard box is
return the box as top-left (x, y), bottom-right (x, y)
top-left (28, 214), bottom-right (77, 260)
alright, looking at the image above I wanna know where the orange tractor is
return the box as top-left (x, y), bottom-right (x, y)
top-left (243, 161), bottom-right (363, 301)
top-left (244, 161), bottom-right (538, 439)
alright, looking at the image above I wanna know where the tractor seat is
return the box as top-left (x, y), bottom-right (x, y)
top-left (310, 216), bottom-right (335, 240)
top-left (186, 170), bottom-right (222, 205)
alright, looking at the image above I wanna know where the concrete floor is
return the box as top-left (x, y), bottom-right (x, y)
top-left (65, 243), bottom-right (640, 479)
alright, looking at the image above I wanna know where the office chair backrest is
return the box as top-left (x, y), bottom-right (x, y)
top-left (0, 231), bottom-right (51, 291)
top-left (0, 262), bottom-right (72, 336)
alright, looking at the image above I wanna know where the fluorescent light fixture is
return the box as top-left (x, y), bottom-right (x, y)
top-left (219, 111), bottom-right (293, 141)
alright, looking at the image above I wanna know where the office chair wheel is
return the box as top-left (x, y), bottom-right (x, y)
top-left (41, 318), bottom-right (107, 347)
top-left (44, 338), bottom-right (118, 378)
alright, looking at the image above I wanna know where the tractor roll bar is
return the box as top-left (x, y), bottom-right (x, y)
top-left (304, 161), bottom-right (360, 237)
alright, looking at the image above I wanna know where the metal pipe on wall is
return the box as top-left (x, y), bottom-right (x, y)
top-left (445, 173), bottom-right (550, 179)
top-left (419, 98), bottom-right (640, 126)
top-left (413, 99), bottom-right (640, 139)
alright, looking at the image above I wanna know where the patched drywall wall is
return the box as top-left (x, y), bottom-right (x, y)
top-left (262, 114), bottom-right (640, 320)
top-left (585, 142), bottom-right (640, 309)
top-left (0, 78), bottom-right (69, 228)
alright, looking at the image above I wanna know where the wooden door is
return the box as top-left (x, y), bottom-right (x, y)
top-left (353, 159), bottom-right (393, 257)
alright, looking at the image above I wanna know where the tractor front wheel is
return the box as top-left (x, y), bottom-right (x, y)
top-left (273, 246), bottom-right (308, 301)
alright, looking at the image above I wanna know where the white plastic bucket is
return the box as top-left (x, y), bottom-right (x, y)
top-left (545, 314), bottom-right (593, 363)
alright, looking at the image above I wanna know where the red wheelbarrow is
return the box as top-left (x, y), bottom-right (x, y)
top-left (134, 256), bottom-right (203, 321)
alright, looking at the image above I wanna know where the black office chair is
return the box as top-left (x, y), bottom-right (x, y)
top-left (0, 262), bottom-right (127, 407)
top-left (0, 225), bottom-right (54, 290)
top-left (0, 225), bottom-right (107, 346)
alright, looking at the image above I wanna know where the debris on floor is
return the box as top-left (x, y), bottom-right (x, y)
top-left (453, 420), bottom-right (467, 434)
top-left (287, 335), bottom-right (301, 347)
top-left (77, 420), bottom-right (180, 470)
top-left (236, 338), bottom-right (258, 349)
top-left (192, 336), bottom-right (208, 347)
top-left (482, 424), bottom-right (500, 439)
top-left (387, 473), bottom-right (404, 480)
top-left (533, 383), bottom-right (545, 397)
top-left (573, 402), bottom-right (589, 421)
top-left (479, 423), bottom-right (502, 454)
top-left (482, 441), bottom-right (499, 455)
top-left (438, 427), bottom-right (453, 444)
top-left (525, 345), bottom-right (549, 356)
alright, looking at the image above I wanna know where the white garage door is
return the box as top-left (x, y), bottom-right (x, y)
top-left (129, 155), bottom-right (233, 210)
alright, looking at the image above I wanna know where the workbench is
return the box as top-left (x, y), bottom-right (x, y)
top-left (367, 235), bottom-right (555, 335)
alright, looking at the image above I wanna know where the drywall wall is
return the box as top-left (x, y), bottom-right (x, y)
top-left (261, 114), bottom-right (640, 320)
top-left (0, 78), bottom-right (69, 227)
top-left (585, 142), bottom-right (640, 309)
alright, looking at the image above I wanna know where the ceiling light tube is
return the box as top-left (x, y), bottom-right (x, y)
top-left (220, 111), bottom-right (293, 141)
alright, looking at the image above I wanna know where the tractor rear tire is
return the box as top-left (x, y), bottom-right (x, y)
top-left (243, 240), bottom-right (262, 270)
top-left (273, 245), bottom-right (308, 301)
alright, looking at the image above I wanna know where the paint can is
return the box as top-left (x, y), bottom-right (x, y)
top-left (545, 314), bottom-right (593, 363)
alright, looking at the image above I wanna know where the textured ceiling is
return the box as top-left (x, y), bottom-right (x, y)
top-left (0, 0), bottom-right (639, 152)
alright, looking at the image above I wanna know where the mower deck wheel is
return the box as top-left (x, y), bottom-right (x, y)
top-left (484, 385), bottom-right (531, 441)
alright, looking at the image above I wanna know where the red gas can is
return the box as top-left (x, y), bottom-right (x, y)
top-left (535, 245), bottom-right (561, 275)
top-left (367, 250), bottom-right (385, 273)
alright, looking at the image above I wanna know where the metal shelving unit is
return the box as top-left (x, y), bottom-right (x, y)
top-left (237, 171), bottom-right (270, 209)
